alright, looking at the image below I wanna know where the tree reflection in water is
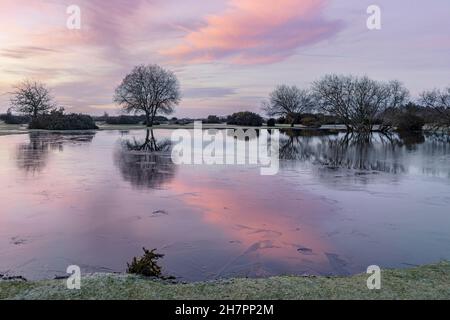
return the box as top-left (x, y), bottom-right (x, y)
top-left (114, 129), bottom-right (176, 189)
top-left (397, 131), bottom-right (425, 150)
top-left (279, 129), bottom-right (338, 161)
top-left (278, 129), bottom-right (436, 175)
top-left (16, 132), bottom-right (96, 173)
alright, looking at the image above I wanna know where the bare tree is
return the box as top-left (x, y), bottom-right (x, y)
top-left (114, 64), bottom-right (181, 127)
top-left (312, 75), bottom-right (409, 132)
top-left (263, 85), bottom-right (315, 127)
top-left (10, 80), bottom-right (55, 119)
top-left (419, 87), bottom-right (450, 128)
top-left (387, 80), bottom-right (410, 109)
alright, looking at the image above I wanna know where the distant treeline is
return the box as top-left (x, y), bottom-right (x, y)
top-left (0, 111), bottom-right (30, 124)
top-left (0, 103), bottom-right (443, 131)
top-left (94, 114), bottom-right (169, 125)
top-left (202, 112), bottom-right (333, 127)
top-left (271, 113), bottom-right (339, 127)
top-left (2, 69), bottom-right (449, 132)
top-left (199, 103), bottom-right (440, 130)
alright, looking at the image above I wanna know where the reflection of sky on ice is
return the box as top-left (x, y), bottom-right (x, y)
top-left (0, 130), bottom-right (449, 281)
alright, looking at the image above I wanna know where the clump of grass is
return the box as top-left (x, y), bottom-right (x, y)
top-left (127, 247), bottom-right (164, 278)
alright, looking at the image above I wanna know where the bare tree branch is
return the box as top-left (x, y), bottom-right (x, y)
top-left (312, 75), bottom-right (409, 132)
top-left (263, 85), bottom-right (314, 127)
top-left (10, 80), bottom-right (55, 119)
top-left (114, 64), bottom-right (181, 127)
top-left (419, 88), bottom-right (450, 128)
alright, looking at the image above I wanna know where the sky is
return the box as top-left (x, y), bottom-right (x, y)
top-left (0, 0), bottom-right (449, 117)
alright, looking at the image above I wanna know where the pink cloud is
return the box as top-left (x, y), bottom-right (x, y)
top-left (0, 0), bottom-right (166, 57)
top-left (164, 0), bottom-right (343, 64)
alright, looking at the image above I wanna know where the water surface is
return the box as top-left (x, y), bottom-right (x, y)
top-left (0, 129), bottom-right (449, 280)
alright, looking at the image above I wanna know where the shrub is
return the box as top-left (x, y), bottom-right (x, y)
top-left (105, 115), bottom-right (142, 125)
top-left (101, 115), bottom-right (167, 125)
top-left (277, 116), bottom-right (286, 124)
top-left (285, 113), bottom-right (302, 126)
top-left (271, 113), bottom-right (337, 127)
top-left (300, 116), bottom-right (321, 127)
top-left (0, 112), bottom-right (30, 124)
top-left (227, 111), bottom-right (263, 126)
top-left (321, 114), bottom-right (340, 125)
top-left (127, 247), bottom-right (164, 277)
top-left (155, 116), bottom-right (168, 122)
top-left (204, 115), bottom-right (221, 124)
top-left (267, 118), bottom-right (276, 127)
top-left (395, 113), bottom-right (425, 131)
top-left (29, 109), bottom-right (98, 130)
top-left (92, 112), bottom-right (109, 122)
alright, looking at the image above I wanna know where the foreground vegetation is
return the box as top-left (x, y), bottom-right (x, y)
top-left (1, 262), bottom-right (449, 300)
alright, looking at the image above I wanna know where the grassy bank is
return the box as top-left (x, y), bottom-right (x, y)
top-left (1, 262), bottom-right (449, 300)
top-left (0, 122), bottom-right (28, 136)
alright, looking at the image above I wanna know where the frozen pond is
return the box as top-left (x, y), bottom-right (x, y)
top-left (0, 129), bottom-right (450, 281)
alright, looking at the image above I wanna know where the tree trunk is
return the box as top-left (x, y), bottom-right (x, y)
top-left (151, 113), bottom-right (156, 127)
top-left (150, 108), bottom-right (157, 128)
top-left (145, 112), bottom-right (151, 127)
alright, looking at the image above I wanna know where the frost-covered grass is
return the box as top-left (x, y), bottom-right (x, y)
top-left (1, 262), bottom-right (450, 300)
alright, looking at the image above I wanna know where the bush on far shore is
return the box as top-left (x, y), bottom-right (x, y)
top-left (204, 115), bottom-right (222, 124)
top-left (267, 118), bottom-right (276, 127)
top-left (105, 115), bottom-right (142, 125)
top-left (29, 109), bottom-right (98, 130)
top-left (0, 112), bottom-right (30, 124)
top-left (275, 113), bottom-right (339, 126)
top-left (100, 115), bottom-right (169, 125)
top-left (227, 111), bottom-right (263, 127)
top-left (382, 104), bottom-right (426, 131)
top-left (395, 113), bottom-right (425, 131)
top-left (300, 115), bottom-right (322, 128)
